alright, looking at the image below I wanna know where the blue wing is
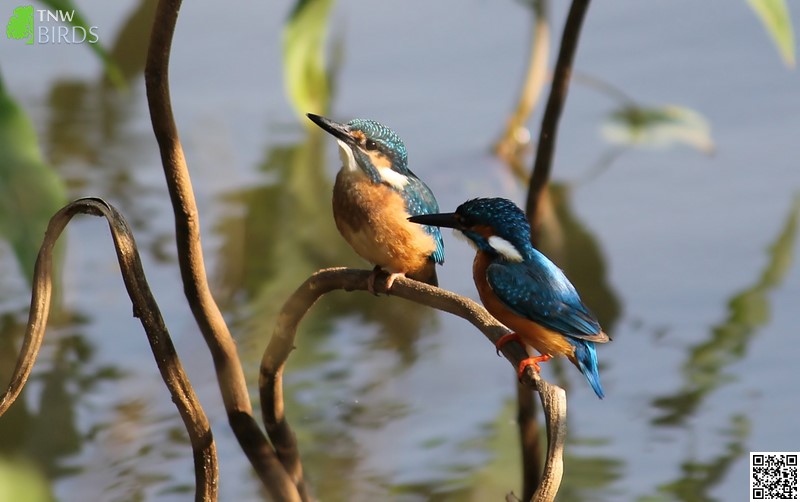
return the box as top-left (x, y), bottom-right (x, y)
top-left (398, 176), bottom-right (444, 264)
top-left (485, 261), bottom-right (607, 342)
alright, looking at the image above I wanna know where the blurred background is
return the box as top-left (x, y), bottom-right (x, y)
top-left (0, 0), bottom-right (798, 500)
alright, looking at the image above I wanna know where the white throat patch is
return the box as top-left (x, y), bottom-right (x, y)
top-left (336, 139), bottom-right (409, 190)
top-left (487, 236), bottom-right (524, 262)
top-left (337, 140), bottom-right (358, 172)
top-left (377, 167), bottom-right (410, 190)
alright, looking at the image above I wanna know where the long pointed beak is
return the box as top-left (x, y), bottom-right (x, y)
top-left (408, 212), bottom-right (461, 229)
top-left (307, 113), bottom-right (354, 144)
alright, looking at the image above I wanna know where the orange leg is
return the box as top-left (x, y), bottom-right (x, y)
top-left (367, 266), bottom-right (403, 294)
top-left (495, 332), bottom-right (524, 355)
top-left (517, 354), bottom-right (553, 379)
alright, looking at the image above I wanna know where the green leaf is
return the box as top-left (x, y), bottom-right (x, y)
top-left (36, 0), bottom-right (126, 87)
top-left (0, 71), bottom-right (67, 282)
top-left (747, 0), bottom-right (796, 68)
top-left (283, 0), bottom-right (335, 121)
top-left (601, 104), bottom-right (715, 154)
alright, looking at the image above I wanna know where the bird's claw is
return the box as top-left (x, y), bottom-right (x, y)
top-left (516, 354), bottom-right (552, 380)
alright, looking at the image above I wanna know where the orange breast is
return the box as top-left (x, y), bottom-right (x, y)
top-left (473, 252), bottom-right (576, 361)
top-left (333, 172), bottom-right (436, 275)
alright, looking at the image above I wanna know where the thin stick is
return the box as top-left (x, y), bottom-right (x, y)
top-left (144, 1), bottom-right (302, 499)
top-left (525, 0), bottom-right (591, 239)
top-left (0, 198), bottom-right (217, 501)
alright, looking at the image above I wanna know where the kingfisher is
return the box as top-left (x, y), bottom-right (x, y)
top-left (307, 113), bottom-right (444, 292)
top-left (409, 198), bottom-right (609, 398)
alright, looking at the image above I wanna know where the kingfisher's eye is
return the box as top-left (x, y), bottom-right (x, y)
top-left (364, 139), bottom-right (378, 151)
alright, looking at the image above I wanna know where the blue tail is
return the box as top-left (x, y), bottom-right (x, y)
top-left (572, 340), bottom-right (604, 399)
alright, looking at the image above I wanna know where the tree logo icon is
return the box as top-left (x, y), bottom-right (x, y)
top-left (6, 5), bottom-right (34, 45)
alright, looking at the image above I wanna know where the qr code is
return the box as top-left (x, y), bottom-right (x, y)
top-left (751, 452), bottom-right (798, 501)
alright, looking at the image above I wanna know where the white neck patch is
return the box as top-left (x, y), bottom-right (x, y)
top-left (337, 139), bottom-right (409, 189)
top-left (377, 167), bottom-right (409, 190)
top-left (488, 236), bottom-right (524, 262)
top-left (337, 140), bottom-right (359, 172)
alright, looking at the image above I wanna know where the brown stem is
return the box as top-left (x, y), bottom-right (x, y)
top-left (531, 382), bottom-right (567, 502)
top-left (517, 381), bottom-right (543, 501)
top-left (525, 0), bottom-right (591, 240)
top-left (144, 1), bottom-right (301, 499)
top-left (259, 268), bottom-right (567, 501)
top-left (0, 198), bottom-right (217, 501)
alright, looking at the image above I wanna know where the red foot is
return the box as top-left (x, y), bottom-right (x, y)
top-left (495, 332), bottom-right (523, 356)
top-left (517, 354), bottom-right (553, 379)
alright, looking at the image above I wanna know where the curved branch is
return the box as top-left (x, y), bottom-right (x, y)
top-left (525, 0), bottom-right (591, 238)
top-left (145, 1), bottom-right (302, 499)
top-left (0, 198), bottom-right (217, 501)
top-left (259, 268), bottom-right (566, 501)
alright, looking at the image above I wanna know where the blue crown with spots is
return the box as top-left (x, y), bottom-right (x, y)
top-left (348, 119), bottom-right (408, 170)
top-left (457, 198), bottom-right (533, 250)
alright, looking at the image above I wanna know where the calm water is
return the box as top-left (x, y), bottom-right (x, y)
top-left (1, 1), bottom-right (799, 501)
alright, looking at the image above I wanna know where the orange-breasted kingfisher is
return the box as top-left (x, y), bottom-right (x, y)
top-left (409, 198), bottom-right (609, 398)
top-left (307, 113), bottom-right (444, 292)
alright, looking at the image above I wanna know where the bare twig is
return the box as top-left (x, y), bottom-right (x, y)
top-left (531, 383), bottom-right (567, 502)
top-left (259, 268), bottom-right (567, 502)
top-left (517, 381), bottom-right (544, 501)
top-left (525, 0), bottom-right (591, 239)
top-left (0, 198), bottom-right (217, 501)
top-left (144, 1), bottom-right (304, 500)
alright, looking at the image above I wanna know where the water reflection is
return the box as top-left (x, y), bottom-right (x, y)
top-left (640, 415), bottom-right (749, 502)
top-left (0, 313), bottom-right (122, 485)
top-left (42, 0), bottom-right (160, 240)
top-left (651, 196), bottom-right (799, 427)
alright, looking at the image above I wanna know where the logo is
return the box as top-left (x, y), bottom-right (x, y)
top-left (6, 5), bottom-right (32, 45)
top-left (6, 5), bottom-right (99, 45)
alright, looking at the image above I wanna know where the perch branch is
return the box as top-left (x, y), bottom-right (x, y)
top-left (525, 0), bottom-right (591, 239)
top-left (259, 268), bottom-right (567, 502)
top-left (0, 198), bottom-right (217, 501)
top-left (145, 1), bottom-right (302, 499)
top-left (517, 380), bottom-right (544, 501)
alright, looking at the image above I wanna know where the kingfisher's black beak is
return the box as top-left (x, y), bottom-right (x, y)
top-left (307, 113), bottom-right (354, 145)
top-left (408, 212), bottom-right (461, 229)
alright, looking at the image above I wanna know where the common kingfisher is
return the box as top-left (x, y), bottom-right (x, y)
top-left (409, 198), bottom-right (609, 398)
top-left (307, 113), bottom-right (444, 292)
